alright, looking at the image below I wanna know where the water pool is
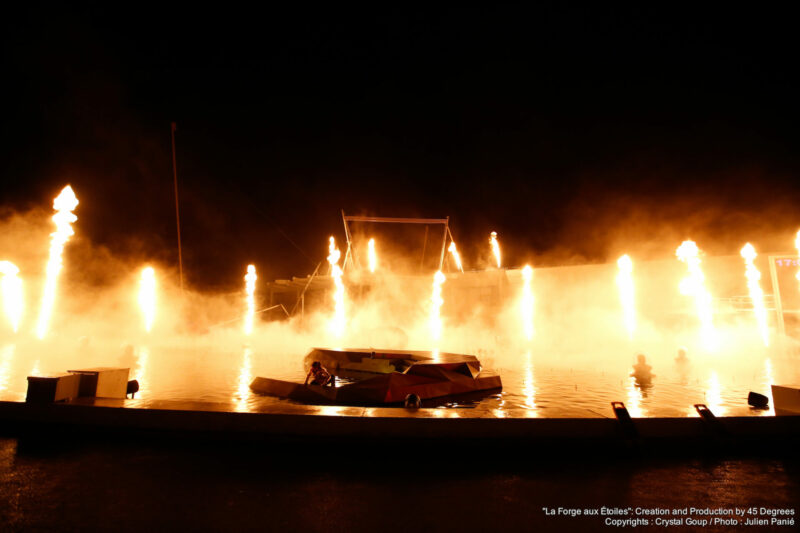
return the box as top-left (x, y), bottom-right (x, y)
top-left (1, 342), bottom-right (793, 418)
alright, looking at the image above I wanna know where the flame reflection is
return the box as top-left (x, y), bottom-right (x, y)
top-left (0, 345), bottom-right (14, 394)
top-left (234, 347), bottom-right (252, 412)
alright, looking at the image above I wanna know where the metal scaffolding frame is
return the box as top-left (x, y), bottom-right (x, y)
top-left (340, 210), bottom-right (457, 272)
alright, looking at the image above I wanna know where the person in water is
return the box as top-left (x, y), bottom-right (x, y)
top-left (631, 353), bottom-right (654, 384)
top-left (675, 347), bottom-right (689, 365)
top-left (304, 361), bottom-right (333, 386)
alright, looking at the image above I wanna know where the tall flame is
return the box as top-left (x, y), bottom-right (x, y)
top-left (615, 254), bottom-right (636, 340)
top-left (447, 242), bottom-right (464, 272)
top-left (138, 266), bottom-right (156, 333)
top-left (676, 240), bottom-right (717, 350)
top-left (244, 264), bottom-right (257, 336)
top-left (36, 185), bottom-right (79, 339)
top-left (0, 261), bottom-right (24, 333)
top-left (430, 270), bottom-right (446, 341)
top-left (367, 238), bottom-right (377, 273)
top-left (327, 237), bottom-right (345, 337)
top-left (520, 265), bottom-right (535, 340)
top-left (490, 231), bottom-right (501, 268)
top-left (740, 243), bottom-right (769, 347)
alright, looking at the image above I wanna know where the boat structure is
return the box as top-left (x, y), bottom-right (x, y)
top-left (771, 384), bottom-right (800, 415)
top-left (250, 348), bottom-right (502, 406)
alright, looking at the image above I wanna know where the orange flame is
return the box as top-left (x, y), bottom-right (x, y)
top-left (0, 261), bottom-right (24, 333)
top-left (244, 264), bottom-right (257, 336)
top-left (490, 231), bottom-right (501, 268)
top-left (36, 185), bottom-right (79, 339)
top-left (447, 242), bottom-right (464, 272)
top-left (615, 254), bottom-right (636, 340)
top-left (138, 266), bottom-right (156, 333)
top-left (676, 240), bottom-right (717, 350)
top-left (740, 244), bottom-right (769, 347)
top-left (367, 238), bottom-right (377, 273)
top-left (327, 237), bottom-right (345, 337)
top-left (430, 270), bottom-right (446, 341)
top-left (520, 265), bottom-right (534, 340)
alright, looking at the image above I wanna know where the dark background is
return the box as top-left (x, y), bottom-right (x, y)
top-left (2, 5), bottom-right (799, 289)
top-left (2, 436), bottom-right (799, 533)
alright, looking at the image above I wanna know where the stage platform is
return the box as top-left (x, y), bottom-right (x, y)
top-left (1, 398), bottom-right (799, 453)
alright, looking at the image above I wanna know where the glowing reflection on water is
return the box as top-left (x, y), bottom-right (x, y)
top-left (763, 358), bottom-right (776, 415)
top-left (705, 371), bottom-right (725, 416)
top-left (0, 340), bottom-right (791, 418)
top-left (234, 347), bottom-right (252, 412)
top-left (626, 376), bottom-right (645, 418)
top-left (0, 344), bottom-right (14, 393)
top-left (134, 346), bottom-right (149, 396)
top-left (521, 351), bottom-right (538, 415)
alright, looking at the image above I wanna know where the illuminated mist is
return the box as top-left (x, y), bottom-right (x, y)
top-left (0, 195), bottom-right (799, 417)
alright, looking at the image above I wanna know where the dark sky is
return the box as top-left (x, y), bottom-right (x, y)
top-left (2, 5), bottom-right (799, 289)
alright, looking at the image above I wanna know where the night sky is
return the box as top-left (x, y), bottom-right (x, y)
top-left (2, 5), bottom-right (799, 289)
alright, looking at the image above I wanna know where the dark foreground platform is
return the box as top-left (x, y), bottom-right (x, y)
top-left (3, 434), bottom-right (799, 533)
top-left (1, 398), bottom-right (799, 455)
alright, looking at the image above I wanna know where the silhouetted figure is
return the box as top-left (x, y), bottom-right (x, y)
top-left (675, 347), bottom-right (689, 366)
top-left (674, 346), bottom-right (690, 384)
top-left (631, 353), bottom-right (654, 387)
top-left (404, 393), bottom-right (421, 409)
top-left (304, 361), bottom-right (333, 387)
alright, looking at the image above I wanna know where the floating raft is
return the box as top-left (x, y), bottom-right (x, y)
top-left (250, 348), bottom-right (502, 406)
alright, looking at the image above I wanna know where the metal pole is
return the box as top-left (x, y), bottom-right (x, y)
top-left (341, 209), bottom-right (355, 272)
top-left (768, 255), bottom-right (786, 337)
top-left (171, 122), bottom-right (184, 293)
top-left (437, 216), bottom-right (449, 271)
top-left (290, 262), bottom-right (322, 316)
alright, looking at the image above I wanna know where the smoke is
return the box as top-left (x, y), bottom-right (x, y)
top-left (554, 175), bottom-right (800, 266)
top-left (1, 197), bottom-right (800, 406)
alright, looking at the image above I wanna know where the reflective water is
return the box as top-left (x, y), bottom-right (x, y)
top-left (1, 341), bottom-right (793, 418)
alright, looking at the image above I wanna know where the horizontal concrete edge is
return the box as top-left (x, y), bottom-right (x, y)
top-left (1, 401), bottom-right (799, 443)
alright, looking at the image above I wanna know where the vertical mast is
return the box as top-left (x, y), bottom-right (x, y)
top-left (171, 122), bottom-right (184, 293)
